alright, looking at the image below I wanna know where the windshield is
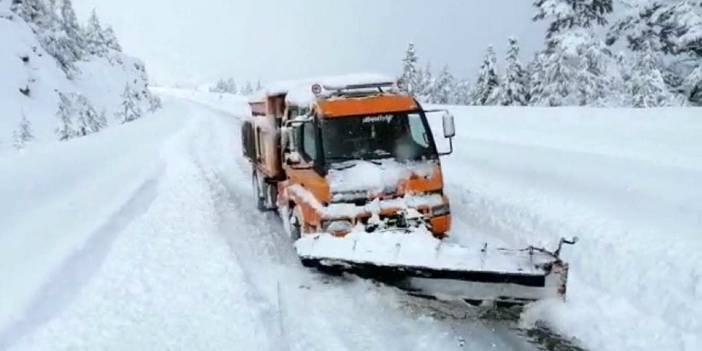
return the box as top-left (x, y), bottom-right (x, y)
top-left (321, 111), bottom-right (437, 163)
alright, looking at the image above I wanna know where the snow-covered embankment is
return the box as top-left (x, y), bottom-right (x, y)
top-left (435, 106), bottom-right (702, 351)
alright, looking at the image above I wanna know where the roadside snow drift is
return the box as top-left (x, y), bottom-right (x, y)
top-left (434, 105), bottom-right (702, 351)
top-left (0, 99), bottom-right (186, 340)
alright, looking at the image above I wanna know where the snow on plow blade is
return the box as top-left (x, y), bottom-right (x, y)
top-left (295, 231), bottom-right (573, 304)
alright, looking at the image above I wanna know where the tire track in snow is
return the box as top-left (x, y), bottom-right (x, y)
top-left (182, 98), bottom-right (546, 351)
top-left (185, 103), bottom-right (441, 350)
top-left (184, 106), bottom-right (370, 350)
top-left (189, 144), bottom-right (291, 350)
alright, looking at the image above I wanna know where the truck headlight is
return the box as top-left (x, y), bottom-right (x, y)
top-left (323, 220), bottom-right (354, 235)
top-left (432, 204), bottom-right (451, 217)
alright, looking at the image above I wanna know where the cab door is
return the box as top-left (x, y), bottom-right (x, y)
top-left (284, 115), bottom-right (330, 229)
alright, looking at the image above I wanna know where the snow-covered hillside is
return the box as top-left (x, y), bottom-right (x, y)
top-left (0, 0), bottom-right (158, 152)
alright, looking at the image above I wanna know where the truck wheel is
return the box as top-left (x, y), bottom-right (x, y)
top-left (289, 206), bottom-right (302, 240)
top-left (252, 171), bottom-right (265, 211)
top-left (265, 180), bottom-right (278, 211)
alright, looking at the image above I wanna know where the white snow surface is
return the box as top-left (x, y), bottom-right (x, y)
top-left (2, 88), bottom-right (701, 350)
top-left (0, 92), bottom-right (538, 351)
top-left (429, 105), bottom-right (702, 351)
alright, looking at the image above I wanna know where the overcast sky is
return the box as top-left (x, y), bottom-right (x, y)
top-left (73, 0), bottom-right (546, 86)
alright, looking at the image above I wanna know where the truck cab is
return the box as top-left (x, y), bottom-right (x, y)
top-left (243, 81), bottom-right (456, 239)
top-left (243, 79), bottom-right (572, 304)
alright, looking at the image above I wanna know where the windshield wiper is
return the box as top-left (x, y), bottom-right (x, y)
top-left (326, 157), bottom-right (385, 169)
top-left (326, 157), bottom-right (359, 170)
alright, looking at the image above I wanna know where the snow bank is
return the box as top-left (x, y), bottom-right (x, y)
top-left (7, 100), bottom-right (272, 350)
top-left (430, 105), bottom-right (702, 351)
top-left (0, 98), bottom-right (186, 337)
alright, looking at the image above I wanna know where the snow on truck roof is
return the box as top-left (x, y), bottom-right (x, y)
top-left (251, 73), bottom-right (397, 107)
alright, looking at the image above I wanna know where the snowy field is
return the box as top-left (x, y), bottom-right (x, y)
top-left (434, 105), bottom-right (702, 351)
top-left (1, 89), bottom-right (700, 350)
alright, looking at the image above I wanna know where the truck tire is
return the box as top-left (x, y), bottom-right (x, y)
top-left (289, 206), bottom-right (302, 241)
top-left (252, 171), bottom-right (266, 211)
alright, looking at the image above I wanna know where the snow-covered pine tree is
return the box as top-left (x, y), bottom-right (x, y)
top-left (628, 41), bottom-right (679, 107)
top-left (432, 66), bottom-right (456, 104)
top-left (682, 63), bottom-right (702, 104)
top-left (13, 113), bottom-right (34, 150)
top-left (416, 62), bottom-right (434, 102)
top-left (60, 0), bottom-right (79, 36)
top-left (608, 1), bottom-right (701, 105)
top-left (147, 94), bottom-right (162, 112)
top-left (55, 91), bottom-right (76, 140)
top-left (255, 80), bottom-right (262, 91)
top-left (499, 37), bottom-right (530, 106)
top-left (117, 84), bottom-right (142, 123)
top-left (59, 0), bottom-right (84, 58)
top-left (212, 79), bottom-right (226, 93)
top-left (74, 94), bottom-right (106, 135)
top-left (8, 0), bottom-right (91, 75)
top-left (101, 25), bottom-right (121, 52)
top-left (98, 109), bottom-right (109, 129)
top-left (10, 0), bottom-right (50, 26)
top-left (452, 80), bottom-right (473, 105)
top-left (399, 42), bottom-right (420, 96)
top-left (527, 52), bottom-right (546, 104)
top-left (471, 45), bottom-right (500, 105)
top-left (531, 0), bottom-right (622, 106)
top-left (414, 65), bottom-right (427, 100)
top-left (609, 1), bottom-right (702, 58)
top-left (47, 0), bottom-right (57, 13)
top-left (210, 78), bottom-right (239, 94)
top-left (241, 81), bottom-right (254, 95)
top-left (83, 9), bottom-right (108, 56)
top-left (227, 78), bottom-right (238, 94)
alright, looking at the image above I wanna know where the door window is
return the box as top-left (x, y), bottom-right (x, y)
top-left (408, 113), bottom-right (430, 147)
top-left (302, 122), bottom-right (318, 161)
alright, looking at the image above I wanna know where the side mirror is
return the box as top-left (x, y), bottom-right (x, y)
top-left (442, 112), bottom-right (456, 139)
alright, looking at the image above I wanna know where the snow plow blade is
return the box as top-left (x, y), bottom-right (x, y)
top-left (295, 231), bottom-right (575, 304)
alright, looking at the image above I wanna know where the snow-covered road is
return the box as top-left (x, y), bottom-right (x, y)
top-left (1, 94), bottom-right (544, 350)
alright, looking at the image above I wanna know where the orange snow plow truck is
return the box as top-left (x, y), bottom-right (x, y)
top-left (242, 76), bottom-right (575, 304)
